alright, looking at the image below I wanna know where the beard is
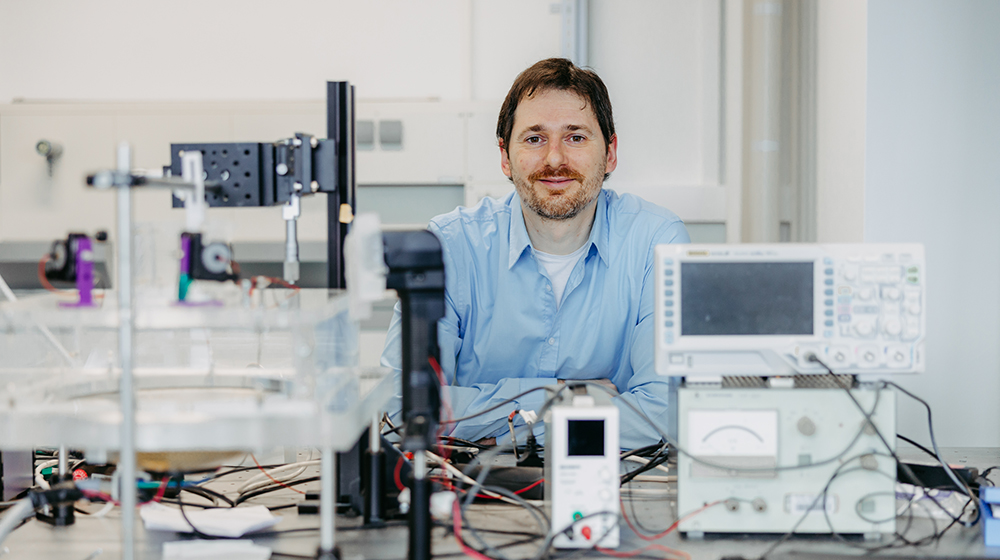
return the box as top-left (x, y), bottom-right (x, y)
top-left (512, 164), bottom-right (604, 221)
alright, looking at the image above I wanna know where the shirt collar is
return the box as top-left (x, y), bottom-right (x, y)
top-left (507, 190), bottom-right (611, 269)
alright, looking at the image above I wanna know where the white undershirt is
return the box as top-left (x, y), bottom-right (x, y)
top-left (533, 243), bottom-right (589, 309)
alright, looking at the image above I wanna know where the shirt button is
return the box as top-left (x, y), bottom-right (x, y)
top-left (548, 338), bottom-right (555, 345)
top-left (546, 284), bottom-right (551, 291)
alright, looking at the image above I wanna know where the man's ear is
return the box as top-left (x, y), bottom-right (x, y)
top-left (499, 140), bottom-right (512, 179)
top-left (605, 134), bottom-right (619, 175)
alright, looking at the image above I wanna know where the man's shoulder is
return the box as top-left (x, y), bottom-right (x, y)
top-left (604, 189), bottom-right (684, 226)
top-left (429, 192), bottom-right (515, 244)
top-left (602, 190), bottom-right (688, 246)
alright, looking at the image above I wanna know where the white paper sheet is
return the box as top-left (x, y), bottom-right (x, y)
top-left (140, 503), bottom-right (281, 538)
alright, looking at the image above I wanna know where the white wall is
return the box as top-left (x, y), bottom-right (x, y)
top-left (865, 0), bottom-right (1000, 446)
top-left (0, 0), bottom-right (570, 105)
top-left (0, 0), bottom-right (559, 241)
top-left (0, 1), bottom-right (733, 243)
top-left (0, 1), bottom-right (475, 102)
top-left (815, 0), bottom-right (867, 243)
top-left (590, 0), bottom-right (730, 224)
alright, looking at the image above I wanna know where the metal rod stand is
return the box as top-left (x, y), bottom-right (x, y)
top-left (317, 446), bottom-right (340, 559)
top-left (408, 450), bottom-right (431, 560)
top-left (116, 143), bottom-right (137, 560)
top-left (365, 415), bottom-right (385, 525)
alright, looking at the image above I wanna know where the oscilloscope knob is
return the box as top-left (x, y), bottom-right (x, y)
top-left (882, 286), bottom-right (902, 301)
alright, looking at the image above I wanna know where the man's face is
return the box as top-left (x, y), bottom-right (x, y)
top-left (500, 88), bottom-right (618, 221)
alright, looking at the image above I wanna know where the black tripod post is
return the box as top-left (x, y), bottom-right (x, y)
top-left (382, 231), bottom-right (445, 560)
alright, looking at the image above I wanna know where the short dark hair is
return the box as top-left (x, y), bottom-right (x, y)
top-left (496, 58), bottom-right (615, 153)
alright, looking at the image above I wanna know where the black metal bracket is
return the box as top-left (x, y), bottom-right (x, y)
top-left (164, 81), bottom-right (355, 289)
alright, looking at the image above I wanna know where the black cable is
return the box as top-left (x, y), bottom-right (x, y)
top-left (454, 480), bottom-right (549, 560)
top-left (182, 485), bottom-right (235, 507)
top-left (594, 379), bottom-right (870, 475)
top-left (620, 442), bottom-right (667, 460)
top-left (752, 367), bottom-right (913, 560)
top-left (899, 434), bottom-right (983, 498)
top-left (175, 475), bottom-right (224, 540)
top-left (443, 386), bottom-right (555, 425)
top-left (383, 424), bottom-right (404, 437)
top-left (759, 454), bottom-right (881, 558)
top-left (599, 370), bottom-right (952, 557)
top-left (205, 464), bottom-right (286, 482)
top-left (444, 523), bottom-right (544, 539)
top-left (840, 473), bottom-right (974, 553)
top-left (464, 483), bottom-right (548, 557)
top-left (452, 389), bottom-right (568, 560)
top-left (806, 357), bottom-right (968, 523)
top-left (623, 445), bottom-right (676, 536)
top-left (158, 498), bottom-right (227, 510)
top-left (885, 380), bottom-right (980, 510)
top-left (897, 433), bottom-right (938, 460)
top-left (620, 448), bottom-right (670, 486)
top-left (981, 465), bottom-right (1000, 485)
top-left (248, 521), bottom-right (409, 539)
top-left (820, 460), bottom-right (923, 552)
top-left (234, 476), bottom-right (320, 506)
top-left (780, 358), bottom-right (978, 554)
top-left (810, 358), bottom-right (978, 528)
top-left (436, 533), bottom-right (545, 559)
top-left (439, 436), bottom-right (491, 450)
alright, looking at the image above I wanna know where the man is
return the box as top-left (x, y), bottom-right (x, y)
top-left (381, 58), bottom-right (690, 449)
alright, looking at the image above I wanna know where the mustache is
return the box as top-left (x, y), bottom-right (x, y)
top-left (528, 166), bottom-right (585, 183)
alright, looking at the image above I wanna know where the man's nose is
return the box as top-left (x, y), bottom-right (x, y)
top-left (544, 141), bottom-right (567, 169)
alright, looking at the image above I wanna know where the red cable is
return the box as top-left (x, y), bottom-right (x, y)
top-left (428, 356), bottom-right (454, 461)
top-left (620, 497), bottom-right (722, 541)
top-left (514, 479), bottom-right (543, 495)
top-left (37, 254), bottom-right (103, 299)
top-left (448, 478), bottom-right (542, 500)
top-left (37, 255), bottom-right (73, 295)
top-left (394, 455), bottom-right (406, 491)
top-left (250, 454), bottom-right (305, 494)
top-left (150, 476), bottom-right (170, 503)
top-left (84, 476), bottom-right (171, 507)
top-left (82, 490), bottom-right (117, 505)
top-left (596, 544), bottom-right (691, 560)
top-left (261, 275), bottom-right (300, 290)
top-left (452, 496), bottom-right (493, 560)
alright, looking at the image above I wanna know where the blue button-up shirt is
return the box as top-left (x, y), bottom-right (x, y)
top-left (381, 189), bottom-right (690, 449)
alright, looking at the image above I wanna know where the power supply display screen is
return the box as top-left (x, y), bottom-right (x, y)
top-left (567, 419), bottom-right (605, 456)
top-left (680, 262), bottom-right (814, 335)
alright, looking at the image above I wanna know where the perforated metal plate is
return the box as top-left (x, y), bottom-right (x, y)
top-left (170, 143), bottom-right (266, 207)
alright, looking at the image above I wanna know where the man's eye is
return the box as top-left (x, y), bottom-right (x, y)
top-left (569, 135), bottom-right (586, 143)
top-left (525, 136), bottom-right (543, 144)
